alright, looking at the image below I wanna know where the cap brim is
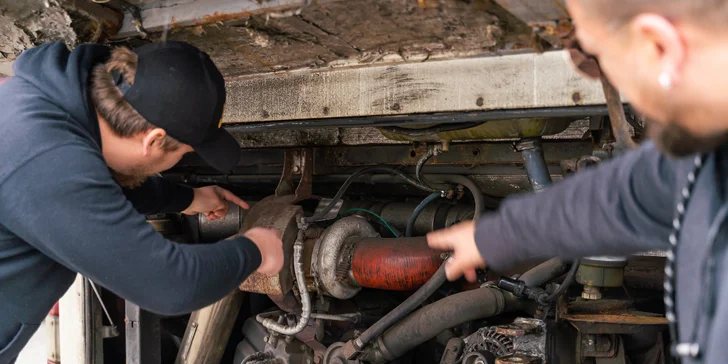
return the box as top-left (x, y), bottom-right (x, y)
top-left (193, 128), bottom-right (240, 173)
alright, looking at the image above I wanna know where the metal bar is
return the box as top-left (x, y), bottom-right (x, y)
top-left (125, 302), bottom-right (161, 364)
top-left (116, 0), bottom-right (317, 38)
top-left (222, 50), bottom-right (608, 124)
top-left (224, 106), bottom-right (614, 132)
top-left (514, 138), bottom-right (553, 191)
top-left (600, 77), bottom-right (637, 150)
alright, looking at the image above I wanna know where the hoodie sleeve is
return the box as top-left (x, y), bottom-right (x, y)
top-left (122, 177), bottom-right (194, 215)
top-left (0, 143), bottom-right (261, 315)
top-left (475, 142), bottom-right (686, 272)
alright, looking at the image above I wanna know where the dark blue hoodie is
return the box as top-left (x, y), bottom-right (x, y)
top-left (0, 43), bottom-right (261, 363)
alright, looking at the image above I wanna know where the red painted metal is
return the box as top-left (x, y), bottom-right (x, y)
top-left (350, 237), bottom-right (443, 291)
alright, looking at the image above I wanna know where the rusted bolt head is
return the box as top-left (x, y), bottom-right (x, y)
top-left (293, 166), bottom-right (301, 173)
top-left (571, 91), bottom-right (583, 104)
top-left (314, 355), bottom-right (323, 364)
top-left (476, 97), bottom-right (484, 107)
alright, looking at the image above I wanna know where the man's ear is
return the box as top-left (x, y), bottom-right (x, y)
top-left (142, 128), bottom-right (167, 156)
top-left (629, 13), bottom-right (686, 86)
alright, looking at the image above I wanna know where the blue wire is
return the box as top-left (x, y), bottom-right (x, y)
top-left (406, 192), bottom-right (442, 237)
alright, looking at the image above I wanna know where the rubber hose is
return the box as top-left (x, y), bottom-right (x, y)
top-left (374, 288), bottom-right (525, 363)
top-left (405, 192), bottom-right (442, 237)
top-left (545, 259), bottom-right (580, 303)
top-left (519, 258), bottom-right (569, 287)
top-left (428, 174), bottom-right (485, 220)
top-left (353, 263), bottom-right (448, 351)
top-left (305, 166), bottom-right (433, 223)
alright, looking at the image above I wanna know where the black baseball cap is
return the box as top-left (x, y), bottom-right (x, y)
top-left (113, 41), bottom-right (239, 172)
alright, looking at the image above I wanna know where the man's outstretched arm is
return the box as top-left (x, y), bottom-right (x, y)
top-left (429, 142), bottom-right (690, 279)
top-left (0, 143), bottom-right (281, 315)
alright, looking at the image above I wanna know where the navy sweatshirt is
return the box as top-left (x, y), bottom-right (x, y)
top-left (0, 43), bottom-right (261, 363)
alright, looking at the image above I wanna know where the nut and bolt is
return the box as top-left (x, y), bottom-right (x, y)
top-left (263, 335), bottom-right (270, 343)
top-left (314, 355), bottom-right (323, 364)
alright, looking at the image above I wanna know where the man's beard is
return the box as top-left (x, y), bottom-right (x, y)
top-left (648, 121), bottom-right (728, 158)
top-left (109, 168), bottom-right (152, 189)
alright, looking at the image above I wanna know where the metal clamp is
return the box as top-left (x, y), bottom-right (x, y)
top-left (276, 149), bottom-right (313, 200)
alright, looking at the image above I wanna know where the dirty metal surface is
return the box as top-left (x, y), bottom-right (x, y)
top-left (318, 141), bottom-right (595, 167)
top-left (116, 0), bottom-right (319, 37)
top-left (238, 195), bottom-right (302, 295)
top-left (220, 50), bottom-right (606, 123)
top-left (275, 148), bottom-right (313, 200)
top-left (167, 0), bottom-right (525, 77)
top-left (494, 0), bottom-right (572, 46)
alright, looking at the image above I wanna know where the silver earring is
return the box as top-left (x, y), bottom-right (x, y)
top-left (659, 72), bottom-right (672, 90)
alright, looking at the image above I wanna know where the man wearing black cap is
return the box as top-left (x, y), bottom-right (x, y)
top-left (0, 41), bottom-right (283, 363)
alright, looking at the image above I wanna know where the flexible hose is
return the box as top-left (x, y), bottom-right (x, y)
top-left (415, 145), bottom-right (443, 191)
top-left (406, 192), bottom-right (442, 237)
top-left (352, 263), bottom-right (448, 352)
top-left (545, 259), bottom-right (581, 303)
top-left (519, 258), bottom-right (569, 288)
top-left (256, 228), bottom-right (311, 335)
top-left (429, 174), bottom-right (485, 220)
top-left (305, 166), bottom-right (433, 223)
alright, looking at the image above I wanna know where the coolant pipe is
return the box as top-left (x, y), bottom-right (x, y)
top-left (371, 287), bottom-right (526, 363)
top-left (350, 237), bottom-right (444, 291)
top-left (256, 228), bottom-right (311, 335)
top-left (519, 257), bottom-right (569, 287)
top-left (514, 138), bottom-right (552, 191)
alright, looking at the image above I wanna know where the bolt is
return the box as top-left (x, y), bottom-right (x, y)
top-left (587, 339), bottom-right (595, 346)
top-left (314, 355), bottom-right (323, 364)
top-left (264, 335), bottom-right (269, 343)
top-left (301, 344), bottom-right (307, 351)
top-left (306, 358), bottom-right (313, 364)
top-left (476, 97), bottom-right (484, 107)
top-left (293, 165), bottom-right (301, 173)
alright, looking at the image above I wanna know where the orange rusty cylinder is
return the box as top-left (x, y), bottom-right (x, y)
top-left (350, 237), bottom-right (444, 291)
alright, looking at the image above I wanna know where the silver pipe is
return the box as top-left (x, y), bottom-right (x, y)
top-left (256, 227), bottom-right (311, 335)
top-left (310, 313), bottom-right (361, 323)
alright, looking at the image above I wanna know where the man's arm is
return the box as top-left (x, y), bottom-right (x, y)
top-left (0, 143), bottom-right (266, 315)
top-left (429, 142), bottom-right (690, 278)
top-left (122, 177), bottom-right (194, 215)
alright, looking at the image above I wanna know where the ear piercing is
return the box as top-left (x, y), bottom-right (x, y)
top-left (659, 72), bottom-right (673, 90)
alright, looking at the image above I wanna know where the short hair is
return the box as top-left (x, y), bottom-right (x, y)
top-left (583, 0), bottom-right (728, 29)
top-left (89, 47), bottom-right (180, 151)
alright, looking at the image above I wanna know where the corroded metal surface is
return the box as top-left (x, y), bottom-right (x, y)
top-left (238, 195), bottom-right (302, 295)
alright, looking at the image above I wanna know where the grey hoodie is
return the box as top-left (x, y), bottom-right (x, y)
top-left (476, 141), bottom-right (726, 363)
top-left (0, 43), bottom-right (261, 363)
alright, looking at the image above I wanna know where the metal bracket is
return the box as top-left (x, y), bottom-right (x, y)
top-left (276, 149), bottom-right (313, 200)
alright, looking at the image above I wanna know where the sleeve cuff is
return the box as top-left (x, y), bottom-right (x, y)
top-left (168, 184), bottom-right (195, 213)
top-left (231, 236), bottom-right (262, 281)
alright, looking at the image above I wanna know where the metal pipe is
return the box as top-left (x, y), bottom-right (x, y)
top-left (514, 138), bottom-right (552, 191)
top-left (310, 313), bottom-right (361, 323)
top-left (372, 288), bottom-right (525, 363)
top-left (600, 76), bottom-right (636, 151)
top-left (406, 193), bottom-right (442, 237)
top-left (350, 237), bottom-right (444, 291)
top-left (256, 228), bottom-right (311, 335)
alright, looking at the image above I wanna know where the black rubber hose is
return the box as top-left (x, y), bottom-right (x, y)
top-left (519, 258), bottom-right (569, 288)
top-left (304, 166), bottom-right (434, 223)
top-left (405, 192), bottom-right (442, 237)
top-left (429, 174), bottom-right (485, 220)
top-left (373, 288), bottom-right (526, 363)
top-left (545, 259), bottom-right (581, 303)
top-left (352, 263), bottom-right (448, 351)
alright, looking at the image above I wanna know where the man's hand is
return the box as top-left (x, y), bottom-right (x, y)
top-left (243, 227), bottom-right (285, 275)
top-left (182, 186), bottom-right (249, 220)
top-left (426, 221), bottom-right (486, 282)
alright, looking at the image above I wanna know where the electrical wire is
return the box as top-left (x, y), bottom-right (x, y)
top-left (340, 208), bottom-right (400, 238)
top-left (544, 259), bottom-right (581, 303)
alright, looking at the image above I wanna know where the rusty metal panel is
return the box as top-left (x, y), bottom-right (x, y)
top-left (223, 51), bottom-right (606, 124)
top-left (117, 0), bottom-right (322, 37)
